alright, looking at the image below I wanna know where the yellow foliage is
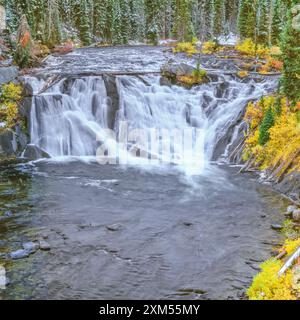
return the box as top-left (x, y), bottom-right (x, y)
top-left (177, 70), bottom-right (207, 86)
top-left (173, 42), bottom-right (197, 56)
top-left (283, 238), bottom-right (300, 256)
top-left (235, 39), bottom-right (269, 58)
top-left (243, 96), bottom-right (300, 174)
top-left (269, 46), bottom-right (282, 56)
top-left (0, 83), bottom-right (22, 130)
top-left (247, 258), bottom-right (297, 300)
top-left (202, 41), bottom-right (218, 54)
top-left (1, 83), bottom-right (22, 101)
top-left (262, 112), bottom-right (300, 172)
top-left (237, 70), bottom-right (249, 78)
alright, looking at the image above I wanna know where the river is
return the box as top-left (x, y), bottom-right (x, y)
top-left (0, 46), bottom-right (287, 300)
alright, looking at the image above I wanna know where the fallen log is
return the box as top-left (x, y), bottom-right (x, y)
top-left (275, 250), bottom-right (287, 260)
top-left (278, 246), bottom-right (300, 276)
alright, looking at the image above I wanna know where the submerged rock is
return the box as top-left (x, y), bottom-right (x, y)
top-left (22, 242), bottom-right (39, 254)
top-left (39, 240), bottom-right (50, 251)
top-left (271, 224), bottom-right (283, 231)
top-left (22, 144), bottom-right (51, 160)
top-left (106, 224), bottom-right (122, 232)
top-left (10, 249), bottom-right (29, 260)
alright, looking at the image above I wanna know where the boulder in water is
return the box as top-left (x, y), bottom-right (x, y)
top-left (10, 249), bottom-right (29, 260)
top-left (160, 61), bottom-right (209, 87)
top-left (22, 144), bottom-right (50, 160)
top-left (22, 242), bottom-right (39, 254)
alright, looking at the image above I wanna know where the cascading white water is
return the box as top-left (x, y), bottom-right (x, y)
top-left (30, 77), bottom-right (110, 157)
top-left (26, 72), bottom-right (277, 172)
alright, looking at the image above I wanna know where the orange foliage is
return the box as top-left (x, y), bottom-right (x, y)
top-left (20, 31), bottom-right (30, 48)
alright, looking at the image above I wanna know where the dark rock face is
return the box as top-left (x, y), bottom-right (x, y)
top-left (0, 66), bottom-right (19, 84)
top-left (22, 144), bottom-right (51, 160)
top-left (103, 75), bottom-right (120, 130)
top-left (0, 130), bottom-right (16, 156)
top-left (0, 125), bottom-right (29, 158)
top-left (275, 172), bottom-right (300, 204)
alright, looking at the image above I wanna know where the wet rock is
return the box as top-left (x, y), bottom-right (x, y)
top-left (292, 209), bottom-right (300, 221)
top-left (0, 129), bottom-right (16, 156)
top-left (39, 240), bottom-right (50, 251)
top-left (275, 172), bottom-right (300, 203)
top-left (5, 277), bottom-right (10, 286)
top-left (103, 75), bottom-right (120, 130)
top-left (4, 210), bottom-right (13, 217)
top-left (22, 242), bottom-right (39, 254)
top-left (161, 62), bottom-right (195, 79)
top-left (10, 249), bottom-right (29, 260)
top-left (215, 81), bottom-right (230, 98)
top-left (0, 66), bottom-right (19, 84)
top-left (0, 125), bottom-right (29, 157)
top-left (22, 144), bottom-right (51, 160)
top-left (271, 224), bottom-right (283, 231)
top-left (106, 224), bottom-right (122, 232)
top-left (287, 205), bottom-right (297, 214)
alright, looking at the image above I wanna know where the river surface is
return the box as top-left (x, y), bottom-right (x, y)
top-left (0, 46), bottom-right (287, 300)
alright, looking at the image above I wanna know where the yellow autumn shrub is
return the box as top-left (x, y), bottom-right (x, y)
top-left (261, 112), bottom-right (300, 171)
top-left (173, 42), bottom-right (197, 56)
top-left (237, 70), bottom-right (249, 78)
top-left (247, 258), bottom-right (297, 300)
top-left (202, 41), bottom-right (218, 54)
top-left (235, 39), bottom-right (269, 58)
top-left (283, 238), bottom-right (300, 256)
top-left (177, 69), bottom-right (207, 86)
top-left (0, 83), bottom-right (22, 130)
top-left (243, 96), bottom-right (300, 174)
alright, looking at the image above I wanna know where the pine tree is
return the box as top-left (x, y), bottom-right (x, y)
top-left (120, 0), bottom-right (131, 44)
top-left (280, 1), bottom-right (300, 102)
top-left (77, 0), bottom-right (92, 45)
top-left (270, 0), bottom-right (283, 45)
top-left (111, 0), bottom-right (123, 44)
top-left (212, 0), bottom-right (225, 40)
top-left (200, 0), bottom-right (213, 41)
top-left (173, 0), bottom-right (194, 41)
top-left (129, 0), bottom-right (146, 42)
top-left (145, 0), bottom-right (161, 44)
top-left (258, 105), bottom-right (275, 145)
top-left (43, 0), bottom-right (62, 47)
top-left (257, 0), bottom-right (269, 44)
top-left (238, 0), bottom-right (256, 39)
top-left (93, 0), bottom-right (108, 41)
top-left (224, 0), bottom-right (239, 33)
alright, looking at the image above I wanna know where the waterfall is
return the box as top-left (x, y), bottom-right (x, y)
top-left (29, 77), bottom-right (110, 157)
top-left (26, 72), bottom-right (277, 172)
